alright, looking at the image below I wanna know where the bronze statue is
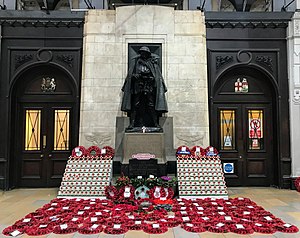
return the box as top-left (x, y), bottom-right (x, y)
top-left (121, 46), bottom-right (168, 132)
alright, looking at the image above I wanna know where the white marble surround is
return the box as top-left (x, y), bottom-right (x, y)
top-left (79, 5), bottom-right (209, 151)
top-left (288, 10), bottom-right (300, 177)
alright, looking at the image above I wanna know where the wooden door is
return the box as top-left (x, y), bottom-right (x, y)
top-left (17, 103), bottom-right (72, 187)
top-left (213, 103), bottom-right (273, 186)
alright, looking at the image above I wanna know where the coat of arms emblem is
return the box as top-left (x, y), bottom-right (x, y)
top-left (41, 77), bottom-right (56, 92)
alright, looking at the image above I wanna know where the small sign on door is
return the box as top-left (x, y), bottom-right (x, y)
top-left (223, 163), bottom-right (234, 174)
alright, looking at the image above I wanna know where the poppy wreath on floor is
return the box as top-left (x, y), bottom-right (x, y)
top-left (294, 177), bottom-right (300, 192)
top-left (228, 223), bottom-right (254, 234)
top-left (104, 185), bottom-right (118, 200)
top-left (87, 146), bottom-right (101, 157)
top-left (207, 222), bottom-right (228, 233)
top-left (275, 223), bottom-right (299, 233)
top-left (63, 216), bottom-right (84, 224)
top-left (142, 223), bottom-right (168, 234)
top-left (251, 222), bottom-right (276, 234)
top-left (103, 223), bottom-right (128, 234)
top-left (143, 212), bottom-right (164, 222)
top-left (217, 215), bottom-right (239, 224)
top-left (25, 223), bottom-right (54, 236)
top-left (181, 223), bottom-right (206, 233)
top-left (153, 208), bottom-right (168, 216)
top-left (161, 215), bottom-right (182, 228)
top-left (96, 199), bottom-right (114, 207)
top-left (126, 220), bottom-right (144, 230)
top-left (40, 216), bottom-right (63, 226)
top-left (113, 204), bottom-right (138, 214)
top-left (71, 146), bottom-right (87, 157)
top-left (117, 185), bottom-right (135, 203)
top-left (12, 217), bottom-right (37, 229)
top-left (78, 223), bottom-right (103, 234)
top-left (53, 223), bottom-right (78, 234)
top-left (2, 226), bottom-right (24, 237)
top-left (83, 216), bottom-right (105, 225)
top-left (148, 186), bottom-right (174, 200)
top-left (259, 215), bottom-right (283, 225)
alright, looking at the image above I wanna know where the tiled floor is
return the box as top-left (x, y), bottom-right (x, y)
top-left (1, 187), bottom-right (300, 237)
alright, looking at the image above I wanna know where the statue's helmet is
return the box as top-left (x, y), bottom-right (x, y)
top-left (138, 46), bottom-right (151, 55)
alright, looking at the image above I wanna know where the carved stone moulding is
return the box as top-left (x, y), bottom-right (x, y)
top-left (216, 55), bottom-right (233, 70)
top-left (14, 53), bottom-right (33, 69)
top-left (255, 55), bottom-right (273, 71)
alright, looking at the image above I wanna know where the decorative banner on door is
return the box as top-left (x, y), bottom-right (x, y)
top-left (249, 119), bottom-right (262, 138)
top-left (223, 163), bottom-right (234, 174)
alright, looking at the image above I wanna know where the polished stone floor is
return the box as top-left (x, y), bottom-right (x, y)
top-left (1, 187), bottom-right (300, 237)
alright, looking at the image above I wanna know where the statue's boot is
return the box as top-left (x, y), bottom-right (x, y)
top-left (128, 111), bottom-right (136, 129)
top-left (149, 108), bottom-right (160, 128)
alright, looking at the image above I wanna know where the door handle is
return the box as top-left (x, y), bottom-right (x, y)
top-left (49, 154), bottom-right (52, 158)
top-left (43, 135), bottom-right (46, 149)
top-left (40, 154), bottom-right (44, 158)
top-left (239, 155), bottom-right (242, 159)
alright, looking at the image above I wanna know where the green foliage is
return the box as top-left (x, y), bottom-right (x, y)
top-left (115, 175), bottom-right (131, 189)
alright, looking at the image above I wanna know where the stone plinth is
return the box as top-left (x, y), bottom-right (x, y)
top-left (122, 133), bottom-right (165, 164)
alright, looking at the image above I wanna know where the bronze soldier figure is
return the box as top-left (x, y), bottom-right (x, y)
top-left (121, 46), bottom-right (168, 132)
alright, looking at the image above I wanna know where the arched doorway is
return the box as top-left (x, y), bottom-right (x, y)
top-left (211, 66), bottom-right (278, 186)
top-left (10, 64), bottom-right (79, 187)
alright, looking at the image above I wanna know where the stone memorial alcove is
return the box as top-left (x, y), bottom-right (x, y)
top-left (79, 5), bottom-right (210, 176)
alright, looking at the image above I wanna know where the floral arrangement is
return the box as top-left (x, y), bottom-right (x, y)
top-left (104, 175), bottom-right (177, 207)
top-left (157, 176), bottom-right (177, 188)
top-left (115, 175), bottom-right (177, 189)
top-left (115, 175), bottom-right (131, 189)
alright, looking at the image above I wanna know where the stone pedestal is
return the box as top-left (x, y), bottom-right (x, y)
top-left (122, 133), bottom-right (166, 164)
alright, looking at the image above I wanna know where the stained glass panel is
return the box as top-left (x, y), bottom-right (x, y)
top-left (248, 109), bottom-right (264, 150)
top-left (25, 110), bottom-right (41, 150)
top-left (220, 110), bottom-right (235, 150)
top-left (54, 110), bottom-right (70, 150)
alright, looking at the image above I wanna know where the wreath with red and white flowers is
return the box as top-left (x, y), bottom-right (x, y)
top-left (205, 146), bottom-right (219, 156)
top-left (105, 186), bottom-right (118, 200)
top-left (101, 146), bottom-right (115, 158)
top-left (78, 224), bottom-right (103, 235)
top-left (228, 223), bottom-right (254, 234)
top-left (191, 146), bottom-right (205, 157)
top-left (294, 177), bottom-right (300, 192)
top-left (118, 185), bottom-right (135, 202)
top-left (148, 186), bottom-right (174, 200)
top-left (275, 223), bottom-right (299, 233)
top-left (142, 223), bottom-right (168, 234)
top-left (87, 146), bottom-right (101, 157)
top-left (181, 223), bottom-right (206, 233)
top-left (176, 145), bottom-right (191, 156)
top-left (103, 224), bottom-right (128, 234)
top-left (25, 223), bottom-right (54, 236)
top-left (251, 222), bottom-right (276, 234)
top-left (53, 223), bottom-right (78, 234)
top-left (71, 146), bottom-right (87, 158)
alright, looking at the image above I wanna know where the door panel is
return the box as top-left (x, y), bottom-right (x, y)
top-left (214, 103), bottom-right (273, 186)
top-left (18, 103), bottom-right (72, 187)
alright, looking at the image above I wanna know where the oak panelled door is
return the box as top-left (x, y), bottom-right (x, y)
top-left (214, 103), bottom-right (273, 186)
top-left (12, 65), bottom-right (78, 188)
top-left (19, 103), bottom-right (72, 187)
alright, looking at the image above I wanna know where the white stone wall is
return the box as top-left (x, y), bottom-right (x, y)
top-left (79, 5), bottom-right (209, 150)
top-left (288, 12), bottom-right (300, 177)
